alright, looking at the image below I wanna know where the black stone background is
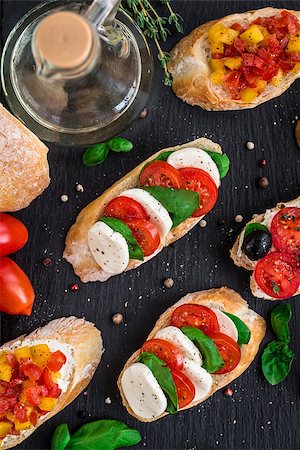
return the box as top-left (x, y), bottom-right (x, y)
top-left (1, 0), bottom-right (300, 449)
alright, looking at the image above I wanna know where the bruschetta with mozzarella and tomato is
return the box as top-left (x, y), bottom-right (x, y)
top-left (168, 8), bottom-right (300, 110)
top-left (118, 287), bottom-right (266, 422)
top-left (231, 197), bottom-right (300, 300)
top-left (64, 138), bottom-right (230, 282)
top-left (0, 317), bottom-right (103, 449)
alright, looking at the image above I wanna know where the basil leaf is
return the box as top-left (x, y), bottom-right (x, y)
top-left (271, 304), bottom-right (291, 344)
top-left (204, 151), bottom-right (230, 179)
top-left (83, 143), bottom-right (109, 166)
top-left (154, 150), bottom-right (174, 162)
top-left (101, 217), bottom-right (144, 261)
top-left (244, 223), bottom-right (269, 239)
top-left (51, 424), bottom-right (71, 450)
top-left (138, 352), bottom-right (178, 413)
top-left (142, 186), bottom-right (199, 227)
top-left (262, 340), bottom-right (294, 385)
top-left (181, 326), bottom-right (224, 373)
top-left (107, 137), bottom-right (133, 153)
top-left (224, 313), bottom-right (251, 345)
top-left (65, 420), bottom-right (141, 450)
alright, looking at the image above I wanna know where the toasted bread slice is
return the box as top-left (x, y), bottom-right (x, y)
top-left (118, 287), bottom-right (266, 422)
top-left (168, 8), bottom-right (300, 111)
top-left (231, 197), bottom-right (300, 300)
top-left (1, 317), bottom-right (103, 449)
top-left (64, 138), bottom-right (222, 282)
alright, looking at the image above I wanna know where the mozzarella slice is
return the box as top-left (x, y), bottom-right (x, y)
top-left (211, 307), bottom-right (238, 342)
top-left (183, 358), bottom-right (212, 402)
top-left (121, 188), bottom-right (172, 239)
top-left (167, 147), bottom-right (220, 187)
top-left (88, 221), bottom-right (129, 274)
top-left (121, 362), bottom-right (167, 419)
top-left (155, 326), bottom-right (202, 365)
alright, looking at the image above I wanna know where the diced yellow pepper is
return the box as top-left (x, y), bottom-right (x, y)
top-left (223, 57), bottom-right (242, 70)
top-left (5, 413), bottom-right (14, 422)
top-left (15, 346), bottom-right (31, 362)
top-left (210, 41), bottom-right (224, 54)
top-left (240, 25), bottom-right (264, 45)
top-left (0, 422), bottom-right (12, 437)
top-left (286, 35), bottom-right (300, 53)
top-left (271, 69), bottom-right (283, 86)
top-left (210, 70), bottom-right (226, 85)
top-left (30, 344), bottom-right (51, 368)
top-left (208, 23), bottom-right (226, 42)
top-left (50, 371), bottom-right (61, 383)
top-left (208, 23), bottom-right (239, 45)
top-left (210, 59), bottom-right (224, 71)
top-left (293, 62), bottom-right (300, 73)
top-left (14, 420), bottom-right (32, 431)
top-left (255, 79), bottom-right (267, 93)
top-left (240, 87), bottom-right (258, 103)
top-left (257, 25), bottom-right (269, 40)
top-left (0, 363), bottom-right (13, 382)
top-left (39, 397), bottom-right (57, 412)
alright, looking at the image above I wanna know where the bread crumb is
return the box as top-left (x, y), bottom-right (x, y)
top-left (105, 397), bottom-right (112, 404)
top-left (199, 219), bottom-right (207, 228)
top-left (235, 215), bottom-right (243, 223)
top-left (246, 141), bottom-right (254, 150)
top-left (60, 194), bottom-right (68, 202)
top-left (76, 184), bottom-right (84, 192)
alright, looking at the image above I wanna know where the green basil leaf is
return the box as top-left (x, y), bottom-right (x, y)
top-left (262, 340), bottom-right (294, 385)
top-left (101, 217), bottom-right (143, 261)
top-left (142, 186), bottom-right (199, 227)
top-left (65, 420), bottom-right (141, 450)
top-left (181, 326), bottom-right (224, 373)
top-left (138, 352), bottom-right (178, 413)
top-left (107, 137), bottom-right (133, 153)
top-left (51, 424), bottom-right (71, 450)
top-left (271, 304), bottom-right (291, 344)
top-left (224, 313), bottom-right (251, 346)
top-left (154, 150), bottom-right (174, 162)
top-left (204, 151), bottom-right (230, 179)
top-left (244, 223), bottom-right (269, 239)
top-left (83, 143), bottom-right (109, 166)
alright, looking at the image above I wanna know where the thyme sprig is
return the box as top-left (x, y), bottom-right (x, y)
top-left (121, 0), bottom-right (183, 85)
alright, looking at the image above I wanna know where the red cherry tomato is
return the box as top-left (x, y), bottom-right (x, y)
top-left (142, 338), bottom-right (183, 370)
top-left (139, 161), bottom-right (186, 189)
top-left (103, 196), bottom-right (149, 221)
top-left (254, 251), bottom-right (300, 299)
top-left (171, 304), bottom-right (220, 335)
top-left (270, 207), bottom-right (300, 255)
top-left (209, 333), bottom-right (241, 375)
top-left (179, 168), bottom-right (218, 216)
top-left (123, 219), bottom-right (160, 256)
top-left (0, 257), bottom-right (34, 315)
top-left (171, 368), bottom-right (195, 408)
top-left (0, 213), bottom-right (28, 257)
top-left (47, 350), bottom-right (67, 372)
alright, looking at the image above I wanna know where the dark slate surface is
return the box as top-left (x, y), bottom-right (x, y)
top-left (1, 0), bottom-right (300, 449)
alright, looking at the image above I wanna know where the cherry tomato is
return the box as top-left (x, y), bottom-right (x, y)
top-left (208, 333), bottom-right (241, 375)
top-left (171, 368), bottom-right (195, 408)
top-left (270, 207), bottom-right (300, 254)
top-left (0, 213), bottom-right (28, 257)
top-left (0, 257), bottom-right (34, 315)
top-left (22, 364), bottom-right (43, 382)
top-left (139, 161), bottom-right (186, 189)
top-left (179, 168), bottom-right (218, 216)
top-left (254, 251), bottom-right (300, 299)
top-left (103, 196), bottom-right (149, 221)
top-left (171, 304), bottom-right (220, 334)
top-left (142, 338), bottom-right (183, 370)
top-left (123, 219), bottom-right (160, 256)
top-left (47, 350), bottom-right (67, 372)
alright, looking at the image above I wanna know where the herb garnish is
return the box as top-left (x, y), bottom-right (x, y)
top-left (272, 281), bottom-right (280, 294)
top-left (280, 214), bottom-right (295, 221)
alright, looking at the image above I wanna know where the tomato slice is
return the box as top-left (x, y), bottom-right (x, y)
top-left (139, 161), bottom-right (186, 189)
top-left (103, 196), bottom-right (149, 221)
top-left (142, 338), bottom-right (183, 370)
top-left (0, 214), bottom-right (28, 257)
top-left (47, 351), bottom-right (66, 372)
top-left (171, 304), bottom-right (220, 334)
top-left (123, 219), bottom-right (160, 256)
top-left (171, 368), bottom-right (195, 408)
top-left (208, 333), bottom-right (241, 375)
top-left (270, 207), bottom-right (300, 255)
top-left (254, 251), bottom-right (300, 299)
top-left (179, 168), bottom-right (218, 216)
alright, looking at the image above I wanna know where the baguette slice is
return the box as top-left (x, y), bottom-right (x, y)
top-left (118, 287), bottom-right (266, 422)
top-left (231, 197), bottom-right (300, 300)
top-left (64, 137), bottom-right (222, 283)
top-left (1, 317), bottom-right (103, 449)
top-left (168, 8), bottom-right (300, 111)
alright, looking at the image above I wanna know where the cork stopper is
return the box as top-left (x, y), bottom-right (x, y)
top-left (34, 11), bottom-right (93, 69)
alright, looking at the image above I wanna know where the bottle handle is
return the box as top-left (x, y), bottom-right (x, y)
top-left (85, 0), bottom-right (123, 44)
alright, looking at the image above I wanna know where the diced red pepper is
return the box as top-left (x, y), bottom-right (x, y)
top-left (29, 410), bottom-right (39, 426)
top-left (40, 368), bottom-right (54, 390)
top-left (13, 404), bottom-right (27, 423)
top-left (233, 37), bottom-right (245, 54)
top-left (22, 363), bottom-right (43, 382)
top-left (230, 23), bottom-right (245, 33)
top-left (0, 399), bottom-right (9, 414)
top-left (47, 351), bottom-right (66, 372)
top-left (5, 354), bottom-right (18, 369)
top-left (47, 384), bottom-right (61, 399)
